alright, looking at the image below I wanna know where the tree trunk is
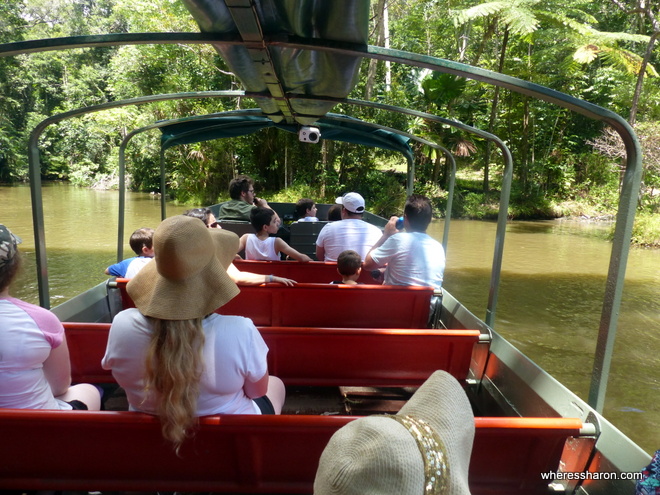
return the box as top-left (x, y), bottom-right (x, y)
top-left (610, 0), bottom-right (659, 125)
top-left (432, 150), bottom-right (442, 185)
top-left (365, 0), bottom-right (387, 100)
top-left (521, 95), bottom-right (529, 191)
top-left (383, 0), bottom-right (391, 92)
top-left (483, 27), bottom-right (509, 194)
top-left (470, 18), bottom-right (497, 66)
top-left (629, 31), bottom-right (658, 124)
top-left (284, 140), bottom-right (288, 189)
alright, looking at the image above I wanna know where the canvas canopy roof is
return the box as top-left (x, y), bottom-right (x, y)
top-left (159, 111), bottom-right (413, 162)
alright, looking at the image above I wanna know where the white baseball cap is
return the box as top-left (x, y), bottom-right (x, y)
top-left (335, 192), bottom-right (366, 214)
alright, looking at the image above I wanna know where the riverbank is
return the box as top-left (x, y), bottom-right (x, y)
top-left (445, 191), bottom-right (660, 248)
top-left (273, 183), bottom-right (660, 247)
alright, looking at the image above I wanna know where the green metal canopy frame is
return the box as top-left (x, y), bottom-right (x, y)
top-left (0, 32), bottom-right (641, 414)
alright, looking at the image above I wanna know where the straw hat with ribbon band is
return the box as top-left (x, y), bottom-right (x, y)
top-left (127, 215), bottom-right (239, 320)
top-left (314, 370), bottom-right (475, 495)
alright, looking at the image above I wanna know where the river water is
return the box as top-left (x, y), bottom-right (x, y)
top-left (2, 183), bottom-right (658, 454)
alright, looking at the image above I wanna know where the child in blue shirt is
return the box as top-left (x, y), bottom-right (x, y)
top-left (105, 227), bottom-right (155, 277)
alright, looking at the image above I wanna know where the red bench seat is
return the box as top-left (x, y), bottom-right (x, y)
top-left (0, 323), bottom-right (592, 493)
top-left (0, 408), bottom-right (588, 494)
top-left (114, 280), bottom-right (435, 328)
top-left (63, 322), bottom-right (483, 386)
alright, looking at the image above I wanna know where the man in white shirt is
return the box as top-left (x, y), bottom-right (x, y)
top-left (315, 192), bottom-right (382, 262)
top-left (364, 194), bottom-right (445, 290)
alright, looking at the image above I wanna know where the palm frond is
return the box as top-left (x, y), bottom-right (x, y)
top-left (566, 21), bottom-right (651, 45)
top-left (591, 30), bottom-right (651, 44)
top-left (558, 54), bottom-right (585, 76)
top-left (502, 8), bottom-right (539, 34)
top-left (599, 46), bottom-right (658, 77)
top-left (452, 1), bottom-right (511, 25)
top-left (453, 139), bottom-right (478, 157)
top-left (573, 44), bottom-right (599, 64)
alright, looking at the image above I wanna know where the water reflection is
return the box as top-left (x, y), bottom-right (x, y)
top-left (430, 218), bottom-right (660, 455)
top-left (5, 183), bottom-right (189, 302)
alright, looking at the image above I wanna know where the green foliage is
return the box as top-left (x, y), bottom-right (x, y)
top-left (271, 166), bottom-right (407, 218)
top-left (629, 212), bottom-right (660, 248)
top-left (421, 73), bottom-right (467, 111)
top-left (413, 181), bottom-right (449, 217)
top-left (0, 0), bottom-right (657, 243)
top-left (359, 170), bottom-right (408, 218)
top-left (453, 191), bottom-right (501, 219)
top-left (270, 184), bottom-right (329, 204)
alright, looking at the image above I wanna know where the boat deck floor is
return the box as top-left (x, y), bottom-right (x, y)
top-left (101, 383), bottom-right (417, 416)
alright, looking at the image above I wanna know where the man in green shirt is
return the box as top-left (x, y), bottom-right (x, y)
top-left (217, 175), bottom-right (270, 221)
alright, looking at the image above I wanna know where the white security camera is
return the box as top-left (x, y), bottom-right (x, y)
top-left (298, 126), bottom-right (321, 143)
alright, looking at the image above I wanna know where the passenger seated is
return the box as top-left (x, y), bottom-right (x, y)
top-left (314, 370), bottom-right (474, 495)
top-left (105, 227), bottom-right (155, 278)
top-left (0, 224), bottom-right (101, 411)
top-left (327, 203), bottom-right (342, 221)
top-left (364, 195), bottom-right (444, 291)
top-left (239, 207), bottom-right (312, 262)
top-left (217, 175), bottom-right (269, 221)
top-left (183, 210), bottom-right (297, 286)
top-left (294, 198), bottom-right (319, 222)
top-left (183, 207), bottom-right (221, 228)
top-left (331, 250), bottom-right (362, 285)
top-left (316, 192), bottom-right (382, 262)
top-left (102, 216), bottom-right (286, 453)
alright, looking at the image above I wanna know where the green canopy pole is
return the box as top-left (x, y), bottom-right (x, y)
top-left (442, 152), bottom-right (456, 255)
top-left (160, 148), bottom-right (167, 221)
top-left (28, 126), bottom-right (49, 308)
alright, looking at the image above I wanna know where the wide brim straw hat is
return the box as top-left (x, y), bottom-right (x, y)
top-left (127, 215), bottom-right (240, 320)
top-left (314, 370), bottom-right (475, 495)
top-left (210, 228), bottom-right (240, 270)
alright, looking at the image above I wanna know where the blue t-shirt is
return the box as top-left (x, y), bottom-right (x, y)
top-left (106, 257), bottom-right (136, 277)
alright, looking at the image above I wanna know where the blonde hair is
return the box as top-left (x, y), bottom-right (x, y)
top-left (145, 317), bottom-right (205, 453)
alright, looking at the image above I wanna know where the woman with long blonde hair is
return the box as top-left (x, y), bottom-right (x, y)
top-left (103, 215), bottom-right (285, 451)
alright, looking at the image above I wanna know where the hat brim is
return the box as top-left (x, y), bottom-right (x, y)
top-left (128, 258), bottom-right (239, 320)
top-left (398, 370), bottom-right (474, 495)
top-left (314, 371), bottom-right (475, 495)
top-left (127, 218), bottom-right (240, 320)
top-left (210, 229), bottom-right (240, 269)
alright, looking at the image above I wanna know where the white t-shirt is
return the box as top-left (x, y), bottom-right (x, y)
top-left (315, 219), bottom-right (382, 261)
top-left (369, 232), bottom-right (445, 290)
top-left (245, 235), bottom-right (280, 261)
top-left (125, 256), bottom-right (153, 278)
top-left (0, 296), bottom-right (72, 410)
top-left (102, 309), bottom-right (268, 415)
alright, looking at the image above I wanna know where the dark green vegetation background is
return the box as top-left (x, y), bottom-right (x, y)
top-left (1, 0), bottom-right (658, 243)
